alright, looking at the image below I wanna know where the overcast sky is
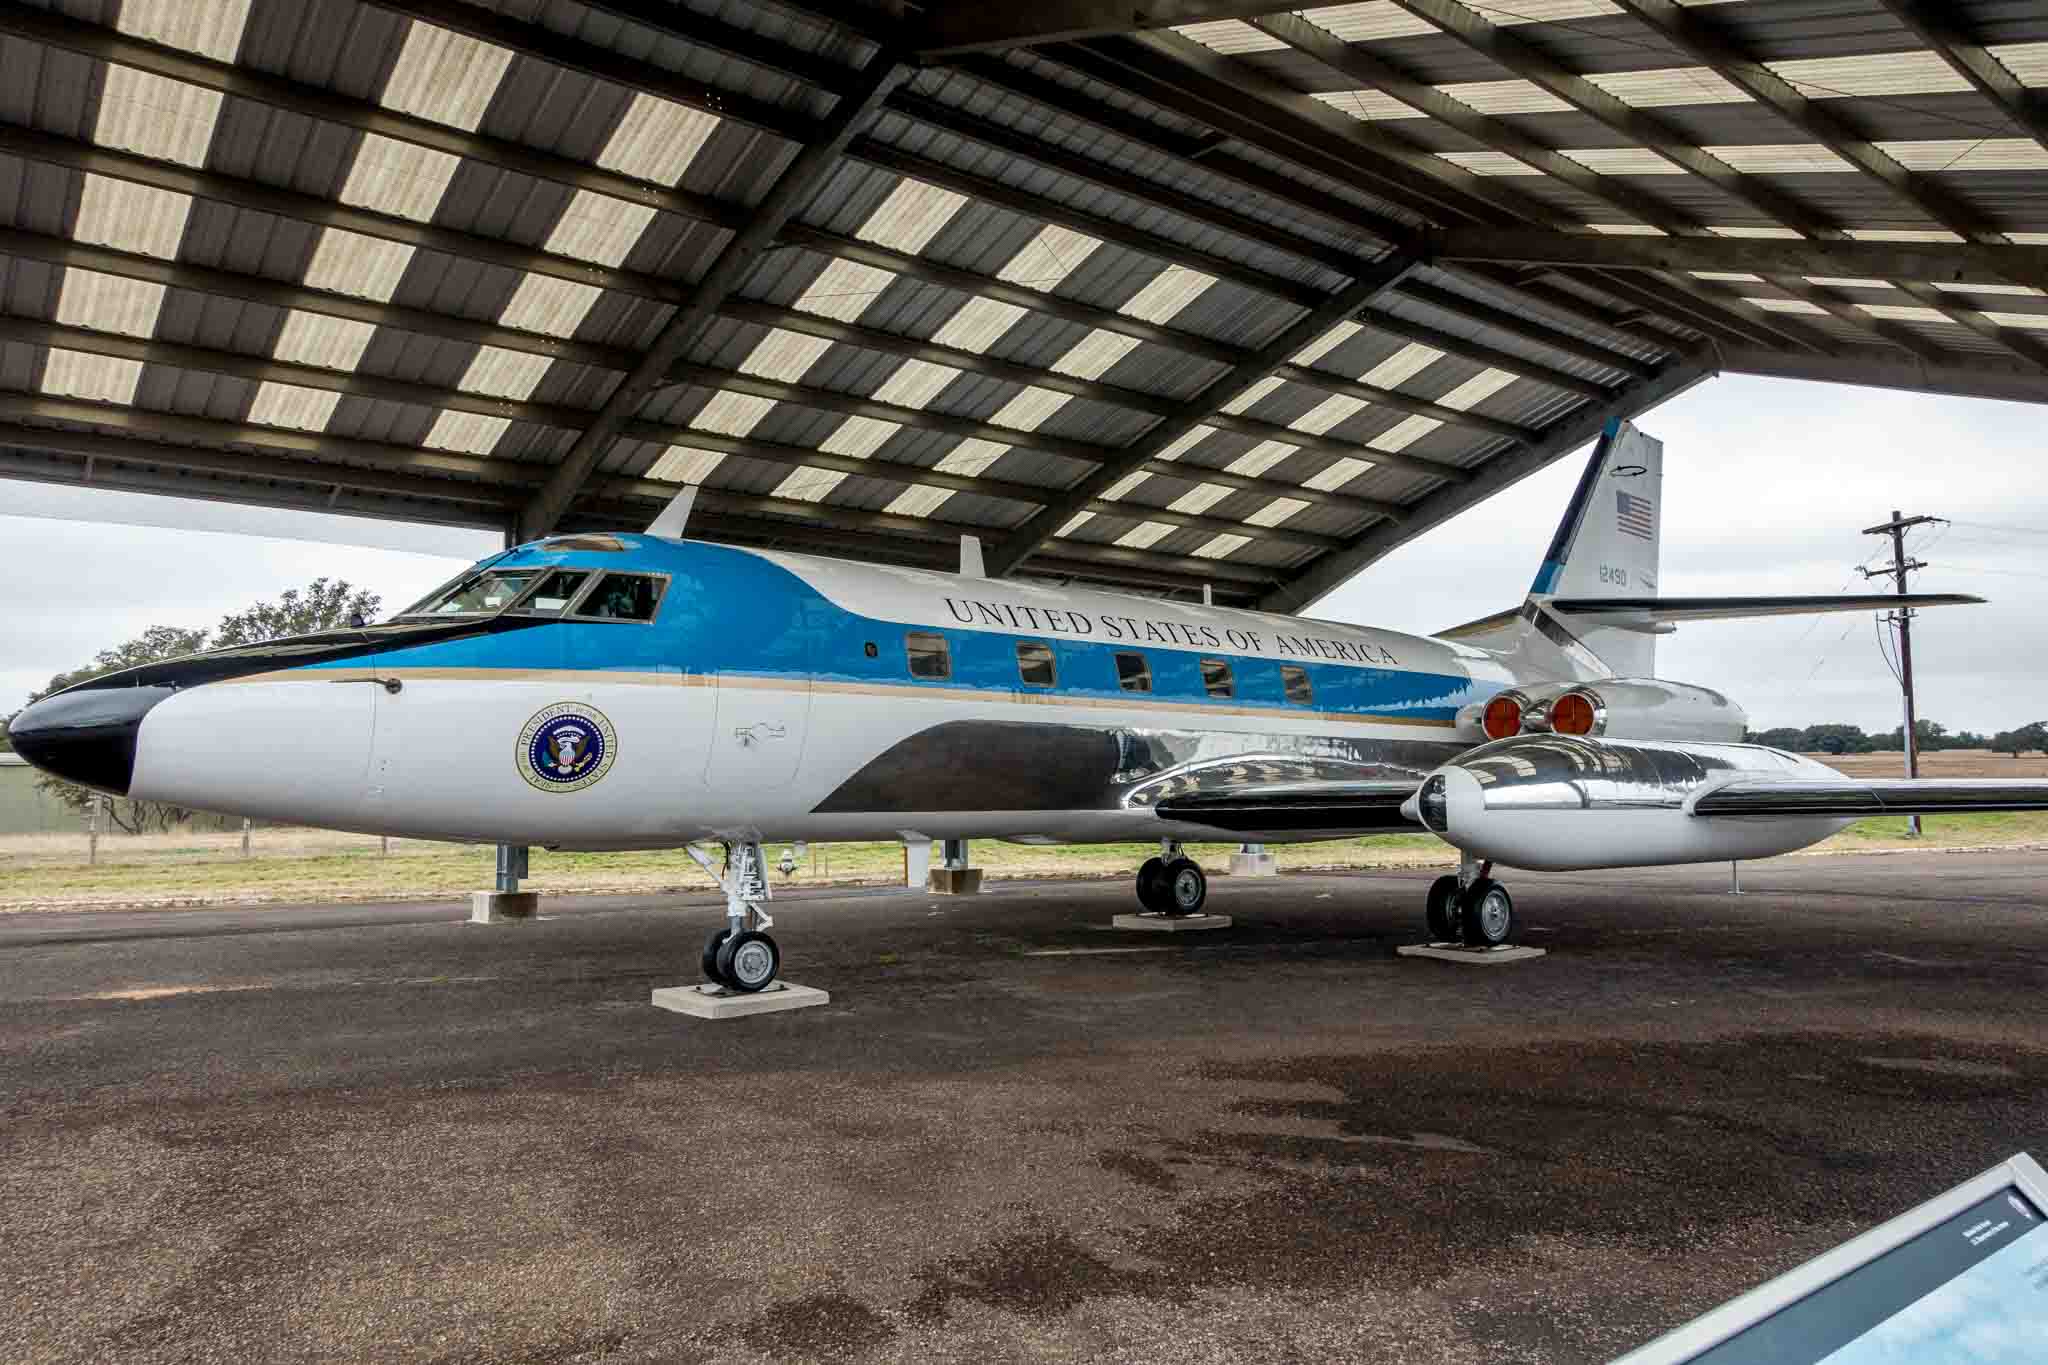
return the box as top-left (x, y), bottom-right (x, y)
top-left (2, 373), bottom-right (2041, 735)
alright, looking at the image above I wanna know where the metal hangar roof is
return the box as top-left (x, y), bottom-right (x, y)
top-left (2, 0), bottom-right (2046, 609)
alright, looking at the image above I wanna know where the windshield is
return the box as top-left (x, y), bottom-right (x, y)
top-left (402, 570), bottom-right (539, 617)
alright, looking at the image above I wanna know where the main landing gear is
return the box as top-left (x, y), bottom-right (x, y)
top-left (1135, 840), bottom-right (1208, 917)
top-left (686, 840), bottom-right (782, 993)
top-left (1425, 854), bottom-right (1517, 948)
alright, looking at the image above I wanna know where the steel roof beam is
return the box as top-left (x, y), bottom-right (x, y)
top-left (985, 250), bottom-right (1423, 578)
top-left (519, 53), bottom-right (911, 539)
top-left (1259, 357), bottom-right (1715, 613)
top-left (1878, 2), bottom-right (2048, 155)
top-left (1609, 1), bottom-right (2014, 250)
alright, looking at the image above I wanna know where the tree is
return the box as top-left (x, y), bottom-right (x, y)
top-left (1993, 722), bottom-right (2048, 757)
top-left (213, 577), bottom-right (380, 647)
top-left (25, 578), bottom-right (381, 833)
top-left (1801, 723), bottom-right (1872, 755)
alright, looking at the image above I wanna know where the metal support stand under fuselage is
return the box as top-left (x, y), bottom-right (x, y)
top-left (929, 837), bottom-right (983, 894)
top-left (470, 843), bottom-right (538, 922)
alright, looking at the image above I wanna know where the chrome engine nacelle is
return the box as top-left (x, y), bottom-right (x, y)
top-left (1404, 734), bottom-right (1852, 871)
top-left (1525, 678), bottom-right (1747, 744)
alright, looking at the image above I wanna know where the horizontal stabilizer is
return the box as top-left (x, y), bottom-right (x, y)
top-left (1550, 593), bottom-right (1982, 623)
top-left (1693, 779), bottom-right (2048, 818)
top-left (1155, 781), bottom-right (1420, 834)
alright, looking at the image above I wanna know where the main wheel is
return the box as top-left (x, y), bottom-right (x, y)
top-left (1459, 879), bottom-right (1515, 948)
top-left (1164, 858), bottom-right (1207, 917)
top-left (715, 929), bottom-right (781, 994)
top-left (1136, 856), bottom-right (1172, 913)
top-left (1425, 875), bottom-right (1460, 942)
top-left (702, 926), bottom-right (735, 987)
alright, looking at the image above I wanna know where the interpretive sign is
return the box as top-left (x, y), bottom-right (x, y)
top-left (1616, 1153), bottom-right (2048, 1364)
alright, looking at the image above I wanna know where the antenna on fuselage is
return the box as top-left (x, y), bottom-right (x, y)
top-left (1203, 584), bottom-right (1213, 606)
top-left (645, 485), bottom-right (697, 540)
top-left (959, 534), bottom-right (985, 578)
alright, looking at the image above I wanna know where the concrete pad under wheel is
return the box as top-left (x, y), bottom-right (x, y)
top-left (1397, 942), bottom-right (1546, 965)
top-left (1111, 913), bottom-right (1232, 932)
top-left (650, 981), bottom-right (830, 1019)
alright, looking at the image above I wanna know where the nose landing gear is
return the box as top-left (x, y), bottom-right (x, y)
top-left (687, 840), bottom-right (781, 993)
top-left (1425, 856), bottom-right (1516, 948)
top-left (1136, 840), bottom-right (1208, 917)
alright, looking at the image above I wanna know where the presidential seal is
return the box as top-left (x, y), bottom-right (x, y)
top-left (518, 703), bottom-right (617, 793)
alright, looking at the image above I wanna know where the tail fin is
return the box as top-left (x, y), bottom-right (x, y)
top-left (1437, 419), bottom-right (1663, 679)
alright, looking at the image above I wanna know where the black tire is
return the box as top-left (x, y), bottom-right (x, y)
top-left (716, 930), bottom-right (781, 994)
top-left (1459, 879), bottom-right (1515, 948)
top-left (1164, 858), bottom-right (1207, 917)
top-left (1136, 857), bottom-right (1171, 913)
top-left (702, 926), bottom-right (735, 986)
top-left (1425, 875), bottom-right (1460, 942)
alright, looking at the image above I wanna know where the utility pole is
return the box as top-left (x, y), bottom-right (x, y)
top-left (1862, 510), bottom-right (1943, 836)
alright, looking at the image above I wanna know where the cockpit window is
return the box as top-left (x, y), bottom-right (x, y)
top-left (514, 569), bottom-right (592, 617)
top-left (406, 570), bottom-right (538, 617)
top-left (537, 534), bottom-right (626, 553)
top-left (570, 573), bottom-right (666, 623)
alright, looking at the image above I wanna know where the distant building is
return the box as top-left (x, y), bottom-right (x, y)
top-left (0, 753), bottom-right (79, 834)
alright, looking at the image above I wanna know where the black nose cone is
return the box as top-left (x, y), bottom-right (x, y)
top-left (6, 685), bottom-right (178, 796)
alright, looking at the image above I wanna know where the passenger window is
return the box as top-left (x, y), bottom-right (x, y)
top-left (1015, 640), bottom-right (1056, 688)
top-left (1114, 651), bottom-right (1151, 693)
top-left (1200, 658), bottom-right (1234, 699)
top-left (906, 631), bottom-right (951, 680)
top-left (518, 569), bottom-right (591, 616)
top-left (1281, 664), bottom-right (1313, 705)
top-left (574, 573), bottom-right (664, 622)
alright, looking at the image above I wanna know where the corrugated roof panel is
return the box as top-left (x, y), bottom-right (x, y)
top-left (1171, 21), bottom-right (1286, 54)
top-left (378, 21), bottom-right (513, 131)
top-left (54, 269), bottom-right (163, 338)
top-left (339, 135), bottom-right (460, 221)
top-left (1703, 143), bottom-right (1855, 174)
top-left (94, 66), bottom-right (223, 168)
top-left (423, 410), bottom-right (509, 453)
top-left (1878, 139), bottom-right (2048, 172)
top-left (791, 258), bottom-right (899, 324)
top-left (1310, 90), bottom-right (1426, 122)
top-left (1436, 151), bottom-right (1542, 176)
top-left (1586, 222), bottom-right (1669, 234)
top-left (1561, 147), bottom-right (1684, 175)
top-left (1984, 311), bottom-right (2048, 329)
top-left (1438, 80), bottom-right (1573, 117)
top-left (42, 348), bottom-right (142, 404)
top-left (1189, 532), bottom-right (1252, 559)
top-left (301, 228), bottom-right (414, 302)
top-left (1765, 51), bottom-right (1971, 100)
top-left (73, 175), bottom-right (190, 259)
top-left (246, 381), bottom-right (340, 432)
top-left (272, 311), bottom-right (375, 371)
top-left (1859, 303), bottom-right (1948, 322)
top-left (118, 0), bottom-right (254, 63)
top-left (1461, 0), bottom-right (1617, 21)
top-left (597, 93), bottom-right (722, 186)
top-left (542, 189), bottom-right (656, 267)
top-left (1746, 297), bottom-right (1830, 314)
top-left (1113, 521), bottom-right (1175, 549)
top-left (858, 178), bottom-right (970, 254)
top-left (1584, 65), bottom-right (1750, 108)
top-left (457, 345), bottom-right (551, 399)
top-left (1847, 227), bottom-right (1965, 241)
top-left (1710, 225), bottom-right (1808, 238)
top-left (1990, 42), bottom-right (2048, 86)
top-left (1299, 4), bottom-right (1437, 42)
top-left (498, 275), bottom-right (602, 338)
top-left (648, 444), bottom-right (725, 483)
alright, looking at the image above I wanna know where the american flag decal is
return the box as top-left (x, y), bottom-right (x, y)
top-left (1616, 490), bottom-right (1654, 541)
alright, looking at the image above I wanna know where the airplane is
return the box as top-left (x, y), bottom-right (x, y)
top-left (13, 418), bottom-right (2048, 995)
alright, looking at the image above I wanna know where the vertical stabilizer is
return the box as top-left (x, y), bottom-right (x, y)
top-left (1529, 419), bottom-right (1663, 676)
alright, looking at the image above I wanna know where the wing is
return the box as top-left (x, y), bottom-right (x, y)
top-left (1693, 779), bottom-right (2048, 817)
top-left (1154, 780), bottom-right (1422, 834)
top-left (1551, 593), bottom-right (1981, 623)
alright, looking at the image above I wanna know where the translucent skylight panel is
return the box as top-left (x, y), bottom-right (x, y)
top-left (1747, 298), bottom-right (1829, 314)
top-left (54, 270), bottom-right (165, 338)
top-left (932, 297), bottom-right (1029, 353)
top-left (819, 416), bottom-right (899, 459)
top-left (1245, 496), bottom-right (1309, 526)
top-left (1805, 277), bottom-right (1891, 289)
top-left (498, 276), bottom-right (602, 338)
top-left (1298, 4), bottom-right (1436, 42)
top-left (932, 439), bottom-right (1006, 478)
top-left (998, 225), bottom-right (1101, 289)
top-left (1437, 80), bottom-right (1572, 116)
top-left (1118, 267), bottom-right (1216, 323)
top-left (1562, 147), bottom-right (1684, 175)
top-left (1293, 321), bottom-right (1362, 367)
top-left (544, 190), bottom-right (657, 267)
top-left (1858, 303), bottom-right (1948, 322)
top-left (94, 66), bottom-right (223, 168)
top-left (1155, 427), bottom-right (1213, 462)
top-left (457, 345), bottom-right (552, 400)
top-left (1846, 228), bottom-right (1963, 242)
top-left (1171, 21), bottom-right (1285, 53)
top-left (1311, 90), bottom-right (1426, 122)
top-left (885, 485), bottom-right (954, 519)
top-left (739, 330), bottom-right (835, 384)
top-left (379, 23), bottom-right (513, 131)
top-left (690, 391), bottom-right (778, 435)
top-left (1710, 225), bottom-right (1806, 239)
top-left (859, 180), bottom-right (969, 255)
top-left (1290, 393), bottom-right (1367, 435)
top-left (1692, 271), bottom-right (1764, 282)
top-left (1703, 144), bottom-right (1853, 174)
top-left (648, 446), bottom-right (725, 483)
top-left (1192, 533), bottom-right (1253, 559)
top-left (1053, 331), bottom-right (1140, 380)
top-left (1461, 0), bottom-right (1616, 21)
top-left (73, 175), bottom-right (190, 258)
top-left (1101, 472), bottom-right (1150, 501)
top-left (1370, 415), bottom-right (1439, 453)
top-left (1169, 483), bottom-right (1232, 516)
top-left (771, 469), bottom-right (854, 504)
top-left (1586, 65), bottom-right (1749, 108)
top-left (1932, 282), bottom-right (2040, 296)
top-left (1362, 342), bottom-right (1443, 391)
top-left (1765, 52), bottom-right (1970, 100)
top-left (423, 411), bottom-right (509, 453)
top-left (598, 94), bottom-right (720, 186)
top-left (1437, 151), bottom-right (1543, 176)
top-left (1220, 376), bottom-right (1284, 415)
top-left (340, 135), bottom-right (461, 221)
top-left (987, 386), bottom-right (1071, 430)
top-left (1437, 368), bottom-right (1517, 410)
top-left (1984, 312), bottom-right (2048, 329)
top-left (1055, 511), bottom-right (1095, 537)
top-left (1115, 522), bottom-right (1176, 550)
top-left (1878, 139), bottom-right (2048, 172)
top-left (792, 259), bottom-right (897, 323)
top-left (117, 0), bottom-right (253, 62)
top-left (301, 229), bottom-right (415, 302)
top-left (1990, 42), bottom-right (2048, 88)
top-left (1586, 223), bottom-right (1668, 235)
top-left (41, 350), bottom-right (143, 405)
top-left (1227, 440), bottom-right (1299, 478)
top-left (272, 311), bottom-right (376, 371)
top-left (246, 382), bottom-right (340, 432)
top-left (1305, 456), bottom-right (1372, 492)
top-left (870, 359), bottom-right (959, 408)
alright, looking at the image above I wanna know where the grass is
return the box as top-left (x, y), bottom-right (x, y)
top-left (4, 810), bottom-right (2047, 913)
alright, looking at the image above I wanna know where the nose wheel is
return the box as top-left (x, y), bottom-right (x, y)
top-left (1424, 860), bottom-right (1516, 948)
top-left (688, 841), bottom-right (783, 993)
top-left (1135, 844), bottom-right (1208, 917)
